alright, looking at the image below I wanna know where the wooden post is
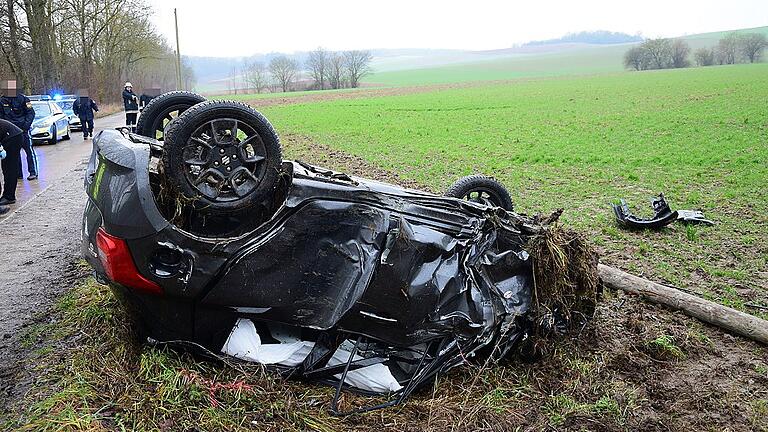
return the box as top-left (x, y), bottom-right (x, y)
top-left (598, 264), bottom-right (768, 345)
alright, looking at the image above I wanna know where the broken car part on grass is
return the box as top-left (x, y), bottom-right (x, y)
top-left (81, 92), bottom-right (598, 413)
top-left (612, 193), bottom-right (714, 229)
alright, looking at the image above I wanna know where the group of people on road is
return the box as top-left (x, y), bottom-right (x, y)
top-left (0, 80), bottom-right (158, 216)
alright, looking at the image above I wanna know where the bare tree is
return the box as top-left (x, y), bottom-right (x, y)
top-left (623, 46), bottom-right (648, 71)
top-left (228, 66), bottom-right (239, 94)
top-left (307, 47), bottom-right (328, 90)
top-left (327, 52), bottom-right (345, 89)
top-left (642, 38), bottom-right (673, 69)
top-left (244, 61), bottom-right (268, 93)
top-left (268, 55), bottom-right (298, 92)
top-left (1, 0), bottom-right (30, 90)
top-left (670, 40), bottom-right (690, 68)
top-left (716, 33), bottom-right (740, 65)
top-left (739, 33), bottom-right (768, 63)
top-left (343, 50), bottom-right (372, 88)
top-left (694, 47), bottom-right (716, 66)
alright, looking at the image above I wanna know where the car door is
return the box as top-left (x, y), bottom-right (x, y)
top-left (51, 102), bottom-right (67, 135)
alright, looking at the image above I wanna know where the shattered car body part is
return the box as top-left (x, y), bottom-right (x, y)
top-left (676, 209), bottom-right (714, 226)
top-left (612, 194), bottom-right (714, 229)
top-left (612, 194), bottom-right (679, 229)
top-left (81, 103), bottom-right (598, 412)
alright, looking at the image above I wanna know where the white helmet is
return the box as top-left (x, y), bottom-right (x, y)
top-left (124, 82), bottom-right (133, 88)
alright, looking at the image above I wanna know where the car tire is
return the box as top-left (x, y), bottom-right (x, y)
top-left (162, 100), bottom-right (282, 214)
top-left (48, 125), bottom-right (57, 145)
top-left (62, 125), bottom-right (70, 140)
top-left (445, 174), bottom-right (514, 211)
top-left (136, 91), bottom-right (206, 140)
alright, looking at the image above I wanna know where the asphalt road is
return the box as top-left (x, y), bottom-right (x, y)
top-left (0, 111), bottom-right (125, 409)
top-left (0, 112), bottom-right (125, 219)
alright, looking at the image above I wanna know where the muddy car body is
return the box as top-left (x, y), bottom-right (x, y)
top-left (81, 94), bottom-right (591, 412)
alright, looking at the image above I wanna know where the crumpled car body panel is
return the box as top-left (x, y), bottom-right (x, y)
top-left (81, 130), bottom-right (539, 411)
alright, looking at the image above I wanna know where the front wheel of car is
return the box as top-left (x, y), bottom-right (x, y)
top-left (162, 100), bottom-right (283, 214)
top-left (445, 174), bottom-right (514, 211)
top-left (48, 125), bottom-right (57, 145)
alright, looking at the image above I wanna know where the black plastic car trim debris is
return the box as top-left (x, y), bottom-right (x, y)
top-left (612, 193), bottom-right (679, 229)
top-left (612, 193), bottom-right (714, 229)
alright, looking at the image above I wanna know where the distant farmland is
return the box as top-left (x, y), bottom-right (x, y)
top-left (363, 26), bottom-right (768, 86)
top-left (260, 63), bottom-right (768, 316)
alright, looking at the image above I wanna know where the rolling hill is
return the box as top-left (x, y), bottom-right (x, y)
top-left (363, 26), bottom-right (768, 86)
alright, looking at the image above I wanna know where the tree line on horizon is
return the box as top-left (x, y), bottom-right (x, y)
top-left (228, 48), bottom-right (373, 94)
top-left (0, 0), bottom-right (195, 103)
top-left (624, 32), bottom-right (767, 71)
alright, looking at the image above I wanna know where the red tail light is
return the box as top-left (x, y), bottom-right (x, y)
top-left (96, 227), bottom-right (163, 295)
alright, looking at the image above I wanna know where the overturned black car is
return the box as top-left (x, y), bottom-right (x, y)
top-left (81, 92), bottom-right (597, 413)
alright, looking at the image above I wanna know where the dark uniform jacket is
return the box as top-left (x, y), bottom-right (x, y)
top-left (0, 118), bottom-right (23, 142)
top-left (139, 94), bottom-right (155, 109)
top-left (122, 89), bottom-right (139, 111)
top-left (73, 97), bottom-right (99, 120)
top-left (0, 94), bottom-right (35, 131)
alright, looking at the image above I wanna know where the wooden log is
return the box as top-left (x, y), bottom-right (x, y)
top-left (598, 264), bottom-right (768, 345)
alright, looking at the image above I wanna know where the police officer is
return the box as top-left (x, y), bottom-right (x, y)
top-left (122, 82), bottom-right (139, 131)
top-left (0, 118), bottom-right (24, 210)
top-left (72, 91), bottom-right (99, 139)
top-left (0, 80), bottom-right (37, 180)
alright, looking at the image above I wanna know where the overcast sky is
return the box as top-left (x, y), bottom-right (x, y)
top-left (147, 0), bottom-right (767, 57)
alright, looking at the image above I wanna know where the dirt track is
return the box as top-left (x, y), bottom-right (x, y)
top-left (0, 165), bottom-right (89, 409)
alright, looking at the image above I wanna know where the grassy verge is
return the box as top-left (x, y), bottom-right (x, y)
top-left (94, 103), bottom-right (123, 119)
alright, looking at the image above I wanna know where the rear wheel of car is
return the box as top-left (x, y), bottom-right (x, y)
top-left (48, 125), bottom-right (57, 145)
top-left (62, 125), bottom-right (70, 140)
top-left (136, 91), bottom-right (207, 140)
top-left (445, 174), bottom-right (514, 211)
top-left (162, 100), bottom-right (282, 214)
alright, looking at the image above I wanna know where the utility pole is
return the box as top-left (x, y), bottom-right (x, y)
top-left (174, 8), bottom-right (183, 90)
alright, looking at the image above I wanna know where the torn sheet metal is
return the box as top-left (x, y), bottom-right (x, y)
top-left (676, 209), bottom-right (714, 226)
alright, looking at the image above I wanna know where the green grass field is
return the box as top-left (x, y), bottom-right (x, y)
top-left (364, 26), bottom-right (768, 86)
top-left (261, 63), bottom-right (768, 311)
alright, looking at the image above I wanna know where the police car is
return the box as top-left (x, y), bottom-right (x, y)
top-left (28, 97), bottom-right (70, 144)
top-left (53, 94), bottom-right (82, 131)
